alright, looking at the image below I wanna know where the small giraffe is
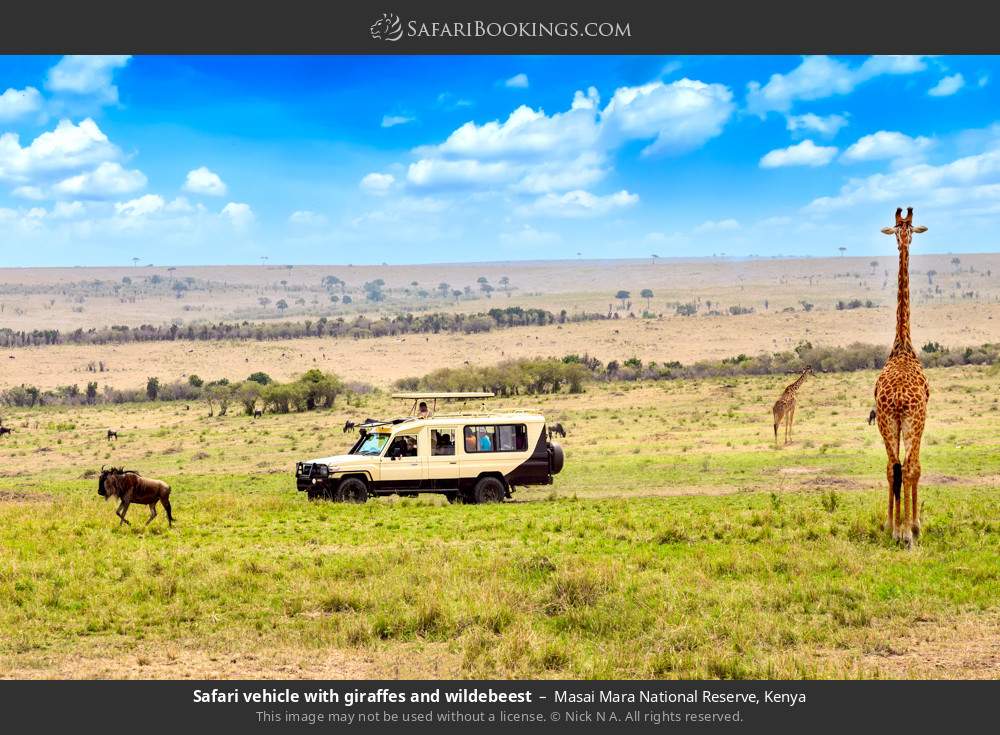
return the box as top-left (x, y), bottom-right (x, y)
top-left (875, 207), bottom-right (929, 548)
top-left (772, 365), bottom-right (814, 444)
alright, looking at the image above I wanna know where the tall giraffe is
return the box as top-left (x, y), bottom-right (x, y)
top-left (875, 207), bottom-right (929, 547)
top-left (772, 365), bottom-right (814, 444)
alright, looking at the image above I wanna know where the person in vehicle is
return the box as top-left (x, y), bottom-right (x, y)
top-left (478, 431), bottom-right (492, 451)
top-left (418, 401), bottom-right (431, 419)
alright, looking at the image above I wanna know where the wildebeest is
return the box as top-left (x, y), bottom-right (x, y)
top-left (549, 423), bottom-right (567, 439)
top-left (343, 420), bottom-right (356, 433)
top-left (253, 409), bottom-right (263, 419)
top-left (98, 466), bottom-right (173, 527)
top-left (0, 426), bottom-right (12, 437)
top-left (868, 409), bottom-right (877, 426)
top-left (106, 429), bottom-right (119, 441)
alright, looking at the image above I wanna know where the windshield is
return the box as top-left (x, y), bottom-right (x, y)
top-left (352, 432), bottom-right (390, 456)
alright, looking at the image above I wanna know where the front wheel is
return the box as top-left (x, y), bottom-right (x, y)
top-left (472, 476), bottom-right (505, 504)
top-left (337, 477), bottom-right (369, 503)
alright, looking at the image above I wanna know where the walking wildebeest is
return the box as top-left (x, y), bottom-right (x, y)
top-left (98, 466), bottom-right (174, 527)
top-left (0, 426), bottom-right (12, 437)
top-left (106, 429), bottom-right (119, 441)
top-left (343, 420), bottom-right (356, 433)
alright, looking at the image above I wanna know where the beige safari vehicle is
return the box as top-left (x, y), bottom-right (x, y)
top-left (295, 392), bottom-right (564, 504)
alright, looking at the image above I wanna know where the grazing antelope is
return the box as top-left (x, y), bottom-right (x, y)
top-left (98, 466), bottom-right (174, 527)
top-left (548, 422), bottom-right (567, 439)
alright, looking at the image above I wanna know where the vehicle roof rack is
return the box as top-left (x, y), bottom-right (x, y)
top-left (391, 392), bottom-right (494, 400)
top-left (392, 391), bottom-right (495, 416)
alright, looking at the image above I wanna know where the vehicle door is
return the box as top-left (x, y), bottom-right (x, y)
top-left (379, 431), bottom-right (424, 491)
top-left (426, 426), bottom-right (460, 489)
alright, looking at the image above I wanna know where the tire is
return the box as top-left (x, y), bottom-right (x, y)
top-left (445, 492), bottom-right (460, 504)
top-left (549, 442), bottom-right (564, 475)
top-left (338, 477), bottom-right (368, 504)
top-left (472, 476), bottom-right (505, 504)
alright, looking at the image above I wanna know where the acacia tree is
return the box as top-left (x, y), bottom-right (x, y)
top-left (615, 290), bottom-right (630, 309)
top-left (640, 288), bottom-right (654, 310)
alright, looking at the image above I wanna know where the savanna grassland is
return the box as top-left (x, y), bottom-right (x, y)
top-left (1, 367), bottom-right (998, 679)
top-left (2, 254), bottom-right (999, 391)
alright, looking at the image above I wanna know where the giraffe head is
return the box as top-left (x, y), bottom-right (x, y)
top-left (880, 207), bottom-right (927, 250)
top-left (803, 364), bottom-right (814, 377)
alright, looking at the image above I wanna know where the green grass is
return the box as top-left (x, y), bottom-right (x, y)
top-left (1, 366), bottom-right (998, 678)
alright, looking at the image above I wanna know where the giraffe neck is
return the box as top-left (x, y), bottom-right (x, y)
top-left (787, 371), bottom-right (808, 394)
top-left (891, 243), bottom-right (914, 356)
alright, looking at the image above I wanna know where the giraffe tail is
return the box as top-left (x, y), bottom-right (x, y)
top-left (892, 463), bottom-right (902, 502)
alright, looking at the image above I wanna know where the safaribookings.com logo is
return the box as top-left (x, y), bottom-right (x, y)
top-left (370, 13), bottom-right (631, 42)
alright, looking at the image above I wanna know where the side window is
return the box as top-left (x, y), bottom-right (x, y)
top-left (431, 428), bottom-right (455, 456)
top-left (463, 425), bottom-right (496, 453)
top-left (387, 435), bottom-right (418, 458)
top-left (497, 424), bottom-right (528, 452)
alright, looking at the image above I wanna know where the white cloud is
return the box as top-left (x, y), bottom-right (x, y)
top-left (517, 189), bottom-right (638, 218)
top-left (0, 118), bottom-right (120, 183)
top-left (53, 161), bottom-right (146, 198)
top-left (45, 55), bottom-right (131, 104)
top-left (381, 114), bottom-right (414, 128)
top-left (694, 218), bottom-right (740, 233)
top-left (928, 73), bottom-right (965, 97)
top-left (504, 73), bottom-right (529, 89)
top-left (11, 185), bottom-right (45, 200)
top-left (406, 77), bottom-right (732, 200)
top-left (760, 140), bottom-right (838, 168)
top-left (0, 87), bottom-right (43, 122)
top-left (50, 201), bottom-right (90, 220)
top-left (841, 131), bottom-right (932, 163)
top-left (785, 112), bottom-right (849, 137)
top-left (221, 201), bottom-right (254, 228)
top-left (115, 194), bottom-right (165, 218)
top-left (289, 210), bottom-right (328, 226)
top-left (747, 55), bottom-right (927, 115)
top-left (183, 166), bottom-right (227, 196)
top-left (360, 172), bottom-right (396, 194)
top-left (600, 78), bottom-right (735, 156)
top-left (806, 145), bottom-right (1000, 212)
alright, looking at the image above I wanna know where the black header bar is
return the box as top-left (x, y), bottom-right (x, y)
top-left (2, 0), bottom-right (999, 54)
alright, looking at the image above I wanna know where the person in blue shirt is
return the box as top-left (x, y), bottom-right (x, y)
top-left (478, 431), bottom-right (493, 451)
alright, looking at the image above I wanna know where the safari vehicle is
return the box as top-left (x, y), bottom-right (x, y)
top-left (294, 392), bottom-right (564, 504)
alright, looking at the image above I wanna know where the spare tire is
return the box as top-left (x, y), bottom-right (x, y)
top-left (549, 442), bottom-right (564, 475)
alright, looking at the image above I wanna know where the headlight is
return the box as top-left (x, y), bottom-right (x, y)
top-left (317, 464), bottom-right (329, 477)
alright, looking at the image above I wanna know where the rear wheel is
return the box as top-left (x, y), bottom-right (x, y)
top-left (472, 476), bottom-right (505, 504)
top-left (338, 477), bottom-right (368, 504)
top-left (445, 491), bottom-right (460, 504)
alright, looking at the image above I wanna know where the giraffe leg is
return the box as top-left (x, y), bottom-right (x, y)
top-left (899, 417), bottom-right (924, 548)
top-left (788, 404), bottom-right (796, 442)
top-left (876, 411), bottom-right (901, 538)
top-left (905, 420), bottom-right (925, 541)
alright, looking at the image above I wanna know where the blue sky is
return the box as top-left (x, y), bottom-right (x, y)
top-left (1, 54), bottom-right (999, 266)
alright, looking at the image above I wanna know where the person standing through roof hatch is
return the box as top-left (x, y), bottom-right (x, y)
top-left (418, 401), bottom-right (431, 419)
